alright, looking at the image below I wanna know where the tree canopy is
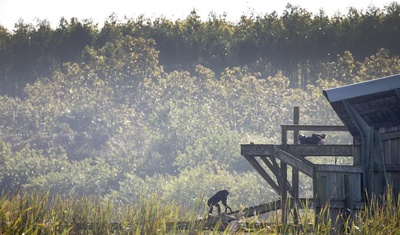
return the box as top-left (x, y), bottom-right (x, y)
top-left (1, 2), bottom-right (400, 95)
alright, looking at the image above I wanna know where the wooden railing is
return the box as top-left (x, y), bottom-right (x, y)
top-left (281, 124), bottom-right (348, 146)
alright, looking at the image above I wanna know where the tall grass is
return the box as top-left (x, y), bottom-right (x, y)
top-left (0, 190), bottom-right (399, 234)
top-left (348, 190), bottom-right (400, 234)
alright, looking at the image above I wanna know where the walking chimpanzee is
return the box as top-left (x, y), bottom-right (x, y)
top-left (207, 189), bottom-right (233, 216)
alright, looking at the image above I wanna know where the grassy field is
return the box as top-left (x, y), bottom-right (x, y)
top-left (0, 190), bottom-right (399, 234)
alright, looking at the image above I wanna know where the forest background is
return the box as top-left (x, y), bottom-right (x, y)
top-left (0, 2), bottom-right (400, 210)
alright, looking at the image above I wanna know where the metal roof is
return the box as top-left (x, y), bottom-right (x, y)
top-left (323, 74), bottom-right (400, 137)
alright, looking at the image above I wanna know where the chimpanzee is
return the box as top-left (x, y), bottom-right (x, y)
top-left (207, 190), bottom-right (233, 215)
top-left (298, 133), bottom-right (326, 145)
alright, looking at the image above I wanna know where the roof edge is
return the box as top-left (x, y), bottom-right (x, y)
top-left (323, 73), bottom-right (400, 103)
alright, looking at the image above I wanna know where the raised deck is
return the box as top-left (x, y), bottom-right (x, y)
top-left (241, 144), bottom-right (357, 191)
top-left (241, 123), bottom-right (362, 224)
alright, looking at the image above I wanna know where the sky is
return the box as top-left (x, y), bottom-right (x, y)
top-left (0, 0), bottom-right (397, 31)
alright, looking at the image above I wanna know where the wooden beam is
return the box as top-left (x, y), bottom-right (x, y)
top-left (315, 200), bottom-right (365, 210)
top-left (281, 124), bottom-right (348, 132)
top-left (380, 131), bottom-right (400, 141)
top-left (270, 156), bottom-right (281, 173)
top-left (232, 198), bottom-right (314, 218)
top-left (372, 119), bottom-right (400, 129)
top-left (260, 156), bottom-right (295, 197)
top-left (314, 165), bottom-right (363, 173)
top-left (234, 200), bottom-right (282, 217)
top-left (241, 144), bottom-right (353, 157)
top-left (260, 156), bottom-right (280, 180)
top-left (375, 164), bottom-right (400, 172)
top-left (258, 157), bottom-right (295, 197)
top-left (244, 156), bottom-right (280, 193)
top-left (273, 146), bottom-right (314, 177)
top-left (241, 144), bottom-right (274, 156)
top-left (285, 145), bottom-right (353, 156)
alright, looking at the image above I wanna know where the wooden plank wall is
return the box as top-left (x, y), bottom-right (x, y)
top-left (314, 171), bottom-right (362, 203)
top-left (379, 125), bottom-right (400, 196)
top-left (313, 169), bottom-right (363, 227)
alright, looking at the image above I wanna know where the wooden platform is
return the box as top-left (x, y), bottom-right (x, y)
top-left (240, 122), bottom-right (366, 227)
top-left (241, 143), bottom-right (364, 226)
top-left (241, 144), bottom-right (354, 179)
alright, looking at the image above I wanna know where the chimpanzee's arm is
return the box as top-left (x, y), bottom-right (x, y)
top-left (221, 196), bottom-right (232, 213)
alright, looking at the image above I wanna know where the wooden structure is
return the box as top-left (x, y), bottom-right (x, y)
top-left (241, 74), bottom-right (400, 227)
top-left (323, 74), bottom-right (400, 198)
top-left (241, 124), bottom-right (355, 225)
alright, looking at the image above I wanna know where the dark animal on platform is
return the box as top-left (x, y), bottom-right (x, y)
top-left (298, 133), bottom-right (326, 145)
top-left (207, 190), bottom-right (233, 215)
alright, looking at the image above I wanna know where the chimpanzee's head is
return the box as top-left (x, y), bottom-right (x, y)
top-left (222, 189), bottom-right (229, 197)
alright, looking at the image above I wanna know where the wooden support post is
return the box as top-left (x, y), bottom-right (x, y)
top-left (292, 106), bottom-right (300, 224)
top-left (320, 175), bottom-right (328, 205)
top-left (344, 174), bottom-right (353, 222)
top-left (316, 175), bottom-right (329, 223)
top-left (281, 125), bottom-right (287, 147)
top-left (281, 162), bottom-right (288, 224)
top-left (342, 100), bottom-right (373, 200)
top-left (280, 121), bottom-right (288, 224)
top-left (373, 130), bottom-right (388, 195)
top-left (367, 128), bottom-right (374, 197)
top-left (293, 106), bottom-right (300, 144)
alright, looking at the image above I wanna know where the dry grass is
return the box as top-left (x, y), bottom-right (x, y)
top-left (0, 189), bottom-right (399, 234)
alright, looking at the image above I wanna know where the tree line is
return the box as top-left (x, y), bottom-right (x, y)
top-left (1, 2), bottom-right (400, 97)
